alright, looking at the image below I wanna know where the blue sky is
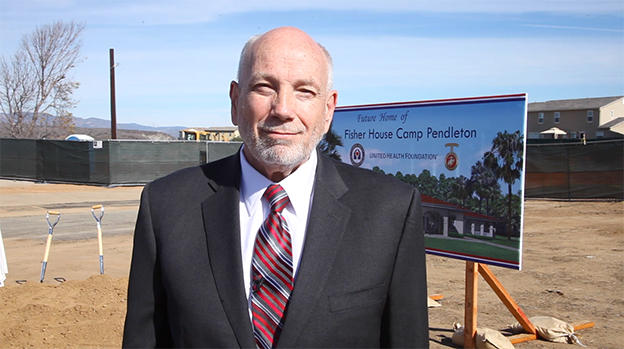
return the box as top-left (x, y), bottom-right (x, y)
top-left (1, 0), bottom-right (622, 128)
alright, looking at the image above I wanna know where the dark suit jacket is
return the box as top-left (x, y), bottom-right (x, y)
top-left (123, 150), bottom-right (428, 348)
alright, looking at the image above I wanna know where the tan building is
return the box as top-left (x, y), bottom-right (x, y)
top-left (527, 96), bottom-right (624, 140)
top-left (203, 126), bottom-right (240, 142)
top-left (180, 126), bottom-right (240, 142)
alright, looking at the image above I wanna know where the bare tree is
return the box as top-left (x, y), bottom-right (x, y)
top-left (0, 21), bottom-right (85, 138)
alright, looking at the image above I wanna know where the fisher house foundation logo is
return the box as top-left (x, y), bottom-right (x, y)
top-left (444, 143), bottom-right (459, 171)
top-left (349, 143), bottom-right (365, 167)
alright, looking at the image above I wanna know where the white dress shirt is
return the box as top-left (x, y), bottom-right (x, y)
top-left (239, 148), bottom-right (317, 305)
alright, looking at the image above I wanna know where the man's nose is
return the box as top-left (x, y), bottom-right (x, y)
top-left (272, 91), bottom-right (296, 120)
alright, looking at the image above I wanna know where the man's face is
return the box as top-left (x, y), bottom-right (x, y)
top-left (230, 29), bottom-right (338, 176)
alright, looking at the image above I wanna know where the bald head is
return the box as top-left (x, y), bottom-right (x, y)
top-left (236, 27), bottom-right (334, 91)
top-left (229, 26), bottom-right (338, 181)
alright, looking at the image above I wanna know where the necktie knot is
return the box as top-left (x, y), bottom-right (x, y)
top-left (264, 184), bottom-right (289, 214)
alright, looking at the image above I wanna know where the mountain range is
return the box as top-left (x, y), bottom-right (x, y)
top-left (73, 116), bottom-right (187, 138)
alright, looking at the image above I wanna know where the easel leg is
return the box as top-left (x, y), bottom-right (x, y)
top-left (478, 264), bottom-right (536, 336)
top-left (460, 262), bottom-right (590, 345)
top-left (464, 261), bottom-right (479, 349)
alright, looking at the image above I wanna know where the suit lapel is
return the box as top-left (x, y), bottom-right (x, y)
top-left (278, 153), bottom-right (352, 347)
top-left (201, 154), bottom-right (256, 348)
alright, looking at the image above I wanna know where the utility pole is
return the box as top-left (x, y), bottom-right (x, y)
top-left (109, 48), bottom-right (117, 139)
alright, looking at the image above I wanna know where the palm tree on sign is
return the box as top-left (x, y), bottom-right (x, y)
top-left (318, 127), bottom-right (343, 161)
top-left (484, 130), bottom-right (524, 240)
top-left (451, 175), bottom-right (473, 207)
top-left (470, 160), bottom-right (499, 214)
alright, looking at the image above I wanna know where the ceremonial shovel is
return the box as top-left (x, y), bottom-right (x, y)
top-left (40, 211), bottom-right (60, 283)
top-left (91, 205), bottom-right (105, 274)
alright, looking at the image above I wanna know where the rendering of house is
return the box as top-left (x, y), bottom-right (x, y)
top-left (421, 194), bottom-right (500, 238)
top-left (527, 96), bottom-right (624, 140)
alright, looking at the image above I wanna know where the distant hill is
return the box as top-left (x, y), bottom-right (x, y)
top-left (72, 127), bottom-right (177, 141)
top-left (0, 124), bottom-right (178, 141)
top-left (74, 116), bottom-right (186, 138)
top-left (0, 115), bottom-right (188, 140)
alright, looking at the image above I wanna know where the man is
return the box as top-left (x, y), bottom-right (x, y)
top-left (123, 26), bottom-right (428, 348)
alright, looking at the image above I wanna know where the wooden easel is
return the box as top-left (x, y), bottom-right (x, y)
top-left (462, 261), bottom-right (594, 348)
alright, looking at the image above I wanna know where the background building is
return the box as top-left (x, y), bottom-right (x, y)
top-left (180, 126), bottom-right (240, 141)
top-left (527, 96), bottom-right (624, 140)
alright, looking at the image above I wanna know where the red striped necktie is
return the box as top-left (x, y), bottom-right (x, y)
top-left (251, 184), bottom-right (293, 349)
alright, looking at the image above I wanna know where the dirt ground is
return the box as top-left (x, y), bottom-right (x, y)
top-left (0, 179), bottom-right (622, 348)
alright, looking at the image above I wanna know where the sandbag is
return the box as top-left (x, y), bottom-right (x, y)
top-left (476, 328), bottom-right (515, 349)
top-left (452, 323), bottom-right (515, 349)
top-left (509, 316), bottom-right (585, 346)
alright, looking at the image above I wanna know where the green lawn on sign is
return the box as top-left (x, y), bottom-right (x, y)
top-left (425, 235), bottom-right (520, 263)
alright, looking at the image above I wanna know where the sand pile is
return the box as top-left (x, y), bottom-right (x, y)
top-left (1, 275), bottom-right (128, 348)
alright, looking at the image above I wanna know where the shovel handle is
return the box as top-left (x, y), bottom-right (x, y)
top-left (97, 226), bottom-right (105, 274)
top-left (93, 204), bottom-right (105, 274)
top-left (40, 233), bottom-right (53, 283)
top-left (41, 210), bottom-right (60, 283)
top-left (42, 234), bottom-right (53, 262)
top-left (91, 204), bottom-right (104, 221)
top-left (46, 211), bottom-right (61, 230)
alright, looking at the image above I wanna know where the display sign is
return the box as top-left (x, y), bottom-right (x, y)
top-left (331, 94), bottom-right (527, 269)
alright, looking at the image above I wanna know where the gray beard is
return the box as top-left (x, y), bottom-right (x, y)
top-left (240, 122), bottom-right (324, 168)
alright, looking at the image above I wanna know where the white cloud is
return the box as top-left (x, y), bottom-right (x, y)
top-left (524, 24), bottom-right (624, 33)
top-left (2, 0), bottom-right (622, 28)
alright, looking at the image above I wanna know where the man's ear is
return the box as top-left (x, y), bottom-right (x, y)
top-left (229, 81), bottom-right (240, 125)
top-left (323, 89), bottom-right (338, 133)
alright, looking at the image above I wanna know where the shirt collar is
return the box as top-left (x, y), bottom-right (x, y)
top-left (240, 146), bottom-right (317, 216)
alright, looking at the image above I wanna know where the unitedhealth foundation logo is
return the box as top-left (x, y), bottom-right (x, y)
top-left (349, 143), bottom-right (365, 167)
